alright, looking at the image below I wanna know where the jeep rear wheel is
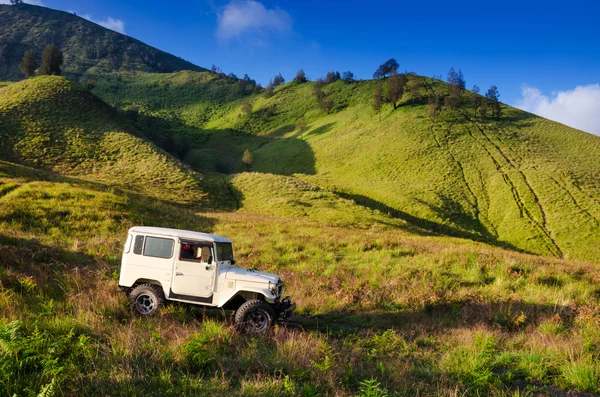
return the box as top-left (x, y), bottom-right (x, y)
top-left (129, 284), bottom-right (164, 316)
top-left (235, 299), bottom-right (275, 333)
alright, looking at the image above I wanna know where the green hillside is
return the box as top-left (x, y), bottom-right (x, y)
top-left (90, 71), bottom-right (600, 262)
top-left (0, 3), bottom-right (204, 81)
top-left (2, 159), bottom-right (600, 396)
top-left (0, 76), bottom-right (231, 207)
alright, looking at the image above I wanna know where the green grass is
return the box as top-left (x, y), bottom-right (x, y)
top-left (1, 160), bottom-right (600, 395)
top-left (0, 76), bottom-right (234, 208)
top-left (88, 71), bottom-right (600, 262)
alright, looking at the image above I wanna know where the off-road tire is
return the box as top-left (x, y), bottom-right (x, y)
top-left (129, 284), bottom-right (164, 317)
top-left (234, 299), bottom-right (275, 333)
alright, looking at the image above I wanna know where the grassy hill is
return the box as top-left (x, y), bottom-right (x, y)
top-left (0, 3), bottom-right (204, 81)
top-left (0, 76), bottom-right (232, 207)
top-left (2, 159), bottom-right (600, 396)
top-left (90, 71), bottom-right (600, 262)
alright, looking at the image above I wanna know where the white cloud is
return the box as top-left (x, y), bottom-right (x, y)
top-left (0, 0), bottom-right (44, 5)
top-left (80, 13), bottom-right (125, 34)
top-left (216, 0), bottom-right (291, 42)
top-left (515, 84), bottom-right (600, 136)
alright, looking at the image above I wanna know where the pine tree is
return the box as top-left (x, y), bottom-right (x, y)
top-left (39, 44), bottom-right (63, 76)
top-left (19, 51), bottom-right (37, 78)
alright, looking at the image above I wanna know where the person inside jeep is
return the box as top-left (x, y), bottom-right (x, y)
top-left (180, 243), bottom-right (195, 260)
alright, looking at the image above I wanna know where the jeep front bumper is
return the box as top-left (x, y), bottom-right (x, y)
top-left (273, 296), bottom-right (296, 321)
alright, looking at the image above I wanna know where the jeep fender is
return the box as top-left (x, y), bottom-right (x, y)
top-left (127, 279), bottom-right (167, 298)
top-left (216, 286), bottom-right (277, 308)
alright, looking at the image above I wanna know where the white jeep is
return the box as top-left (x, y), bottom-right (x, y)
top-left (118, 226), bottom-right (295, 332)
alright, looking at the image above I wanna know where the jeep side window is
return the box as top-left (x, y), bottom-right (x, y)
top-left (143, 237), bottom-right (174, 259)
top-left (133, 235), bottom-right (144, 255)
top-left (179, 242), bottom-right (212, 263)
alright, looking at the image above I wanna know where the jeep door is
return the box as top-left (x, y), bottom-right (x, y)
top-left (170, 240), bottom-right (215, 299)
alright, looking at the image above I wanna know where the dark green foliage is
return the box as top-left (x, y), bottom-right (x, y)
top-left (313, 78), bottom-right (334, 113)
top-left (446, 67), bottom-right (466, 109)
top-left (296, 117), bottom-right (307, 131)
top-left (342, 71), bottom-right (354, 82)
top-left (18, 50), bottom-right (36, 77)
top-left (10, 0), bottom-right (23, 4)
top-left (265, 79), bottom-right (275, 97)
top-left (39, 43), bottom-right (63, 76)
top-left (294, 69), bottom-right (308, 84)
top-left (373, 58), bottom-right (399, 78)
top-left (325, 71), bottom-right (341, 83)
top-left (0, 5), bottom-right (205, 80)
top-left (242, 149), bottom-right (253, 169)
top-left (273, 73), bottom-right (285, 86)
top-left (485, 85), bottom-right (502, 118)
top-left (385, 73), bottom-right (407, 109)
top-left (471, 84), bottom-right (484, 116)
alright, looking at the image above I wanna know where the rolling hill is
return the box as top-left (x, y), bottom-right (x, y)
top-left (0, 76), bottom-right (230, 207)
top-left (90, 71), bottom-right (600, 262)
top-left (0, 3), bottom-right (204, 81)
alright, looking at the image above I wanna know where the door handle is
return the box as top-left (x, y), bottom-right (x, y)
top-left (205, 265), bottom-right (214, 271)
top-left (175, 272), bottom-right (184, 276)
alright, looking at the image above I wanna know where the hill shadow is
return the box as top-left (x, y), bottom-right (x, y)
top-left (335, 190), bottom-right (531, 253)
top-left (290, 300), bottom-right (577, 336)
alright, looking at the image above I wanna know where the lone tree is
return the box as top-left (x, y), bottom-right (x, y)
top-left (312, 79), bottom-right (334, 113)
top-left (385, 73), bottom-right (407, 109)
top-left (373, 58), bottom-right (399, 79)
top-left (372, 81), bottom-right (383, 121)
top-left (265, 79), bottom-right (275, 97)
top-left (273, 73), bottom-right (285, 86)
top-left (39, 44), bottom-right (63, 76)
top-left (485, 85), bottom-right (502, 118)
top-left (19, 51), bottom-right (37, 78)
top-left (342, 71), bottom-right (354, 82)
top-left (446, 67), bottom-right (466, 110)
top-left (294, 69), bottom-right (308, 84)
top-left (242, 149), bottom-right (253, 170)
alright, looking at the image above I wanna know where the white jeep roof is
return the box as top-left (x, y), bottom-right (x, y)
top-left (129, 226), bottom-right (232, 243)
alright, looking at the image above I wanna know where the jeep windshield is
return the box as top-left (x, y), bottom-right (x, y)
top-left (215, 242), bottom-right (234, 262)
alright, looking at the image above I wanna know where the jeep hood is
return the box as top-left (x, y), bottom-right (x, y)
top-left (225, 267), bottom-right (280, 284)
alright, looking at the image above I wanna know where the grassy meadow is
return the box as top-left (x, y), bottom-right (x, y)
top-left (1, 160), bottom-right (600, 396)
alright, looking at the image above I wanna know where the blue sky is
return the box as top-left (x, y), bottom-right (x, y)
top-left (11, 0), bottom-right (600, 134)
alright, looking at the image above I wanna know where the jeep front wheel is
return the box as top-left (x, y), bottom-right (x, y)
top-left (235, 299), bottom-right (275, 333)
top-left (129, 284), bottom-right (164, 316)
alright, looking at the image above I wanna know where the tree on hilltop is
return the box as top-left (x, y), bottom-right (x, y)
top-left (446, 67), bottom-right (466, 110)
top-left (485, 85), bottom-right (502, 118)
top-left (19, 51), bottom-right (37, 78)
top-left (342, 71), bottom-right (354, 82)
top-left (265, 79), bottom-right (275, 97)
top-left (471, 84), bottom-right (484, 117)
top-left (385, 73), bottom-right (407, 109)
top-left (373, 58), bottom-right (399, 79)
top-left (273, 73), bottom-right (285, 86)
top-left (10, 0), bottom-right (24, 4)
top-left (39, 44), bottom-right (63, 76)
top-left (294, 69), bottom-right (308, 84)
